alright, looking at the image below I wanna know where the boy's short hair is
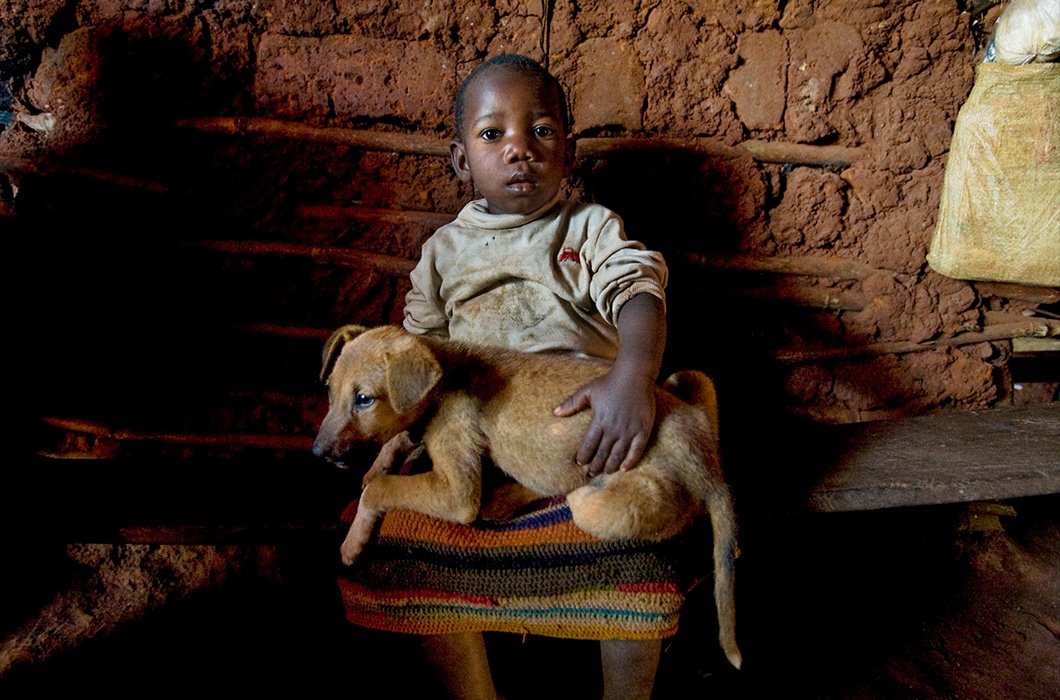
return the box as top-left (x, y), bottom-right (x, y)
top-left (454, 54), bottom-right (571, 139)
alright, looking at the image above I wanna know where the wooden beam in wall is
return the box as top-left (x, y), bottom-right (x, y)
top-left (974, 281), bottom-right (1060, 305)
top-left (172, 117), bottom-right (452, 156)
top-left (296, 204), bottom-right (455, 230)
top-left (0, 155), bottom-right (169, 194)
top-left (173, 117), bottom-right (866, 167)
top-left (183, 239), bottom-right (417, 277)
top-left (773, 319), bottom-right (1060, 364)
top-left (38, 416), bottom-right (315, 459)
top-left (182, 238), bottom-right (870, 310)
top-left (228, 317), bottom-right (1058, 366)
top-left (183, 238), bottom-right (878, 282)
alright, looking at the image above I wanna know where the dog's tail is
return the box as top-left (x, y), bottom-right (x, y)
top-left (707, 484), bottom-right (742, 669)
top-left (665, 370), bottom-right (741, 668)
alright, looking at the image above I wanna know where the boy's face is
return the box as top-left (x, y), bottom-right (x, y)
top-left (450, 67), bottom-right (573, 216)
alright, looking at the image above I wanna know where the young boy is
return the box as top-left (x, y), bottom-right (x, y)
top-left (395, 54), bottom-right (671, 700)
top-left (406, 53), bottom-right (668, 478)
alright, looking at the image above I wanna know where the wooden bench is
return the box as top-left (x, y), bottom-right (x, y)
top-left (15, 402), bottom-right (1059, 545)
top-left (801, 402), bottom-right (1058, 512)
top-left (727, 402), bottom-right (1058, 519)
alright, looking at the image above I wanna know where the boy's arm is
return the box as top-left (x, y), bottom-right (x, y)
top-left (554, 292), bottom-right (666, 475)
top-left (403, 245), bottom-right (450, 338)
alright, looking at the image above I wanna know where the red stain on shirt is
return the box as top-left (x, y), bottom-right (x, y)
top-left (558, 247), bottom-right (580, 263)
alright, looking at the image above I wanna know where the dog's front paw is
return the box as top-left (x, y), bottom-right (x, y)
top-left (339, 538), bottom-right (364, 564)
top-left (340, 510), bottom-right (379, 565)
top-left (340, 532), bottom-right (366, 566)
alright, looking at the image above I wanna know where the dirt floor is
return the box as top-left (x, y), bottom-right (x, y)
top-left (1, 493), bottom-right (1057, 698)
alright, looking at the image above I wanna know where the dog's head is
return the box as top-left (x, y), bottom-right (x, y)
top-left (313, 325), bottom-right (442, 466)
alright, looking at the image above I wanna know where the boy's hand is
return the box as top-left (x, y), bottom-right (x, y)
top-left (554, 366), bottom-right (656, 475)
top-left (556, 292), bottom-right (667, 475)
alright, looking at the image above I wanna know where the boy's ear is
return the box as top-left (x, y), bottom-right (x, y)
top-left (563, 135), bottom-right (576, 176)
top-left (450, 140), bottom-right (473, 183)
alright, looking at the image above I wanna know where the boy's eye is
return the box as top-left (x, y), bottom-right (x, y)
top-left (479, 128), bottom-right (502, 141)
top-left (533, 125), bottom-right (556, 138)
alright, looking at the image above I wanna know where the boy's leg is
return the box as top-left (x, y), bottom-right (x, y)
top-left (600, 638), bottom-right (662, 700)
top-left (421, 631), bottom-right (501, 700)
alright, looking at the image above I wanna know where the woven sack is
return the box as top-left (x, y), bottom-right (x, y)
top-left (927, 62), bottom-right (1059, 287)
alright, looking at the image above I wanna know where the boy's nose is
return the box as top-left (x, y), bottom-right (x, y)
top-left (503, 135), bottom-right (536, 162)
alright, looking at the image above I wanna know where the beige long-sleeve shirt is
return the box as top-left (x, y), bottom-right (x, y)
top-left (403, 193), bottom-right (667, 361)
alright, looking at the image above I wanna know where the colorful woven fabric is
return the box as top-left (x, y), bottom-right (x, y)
top-left (337, 497), bottom-right (707, 640)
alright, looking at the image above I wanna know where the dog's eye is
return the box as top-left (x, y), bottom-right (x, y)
top-left (353, 393), bottom-right (375, 409)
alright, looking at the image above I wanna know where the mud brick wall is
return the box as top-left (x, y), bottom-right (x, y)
top-left (2, 0), bottom-right (1054, 445)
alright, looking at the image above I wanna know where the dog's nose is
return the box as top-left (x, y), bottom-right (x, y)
top-left (312, 439), bottom-right (326, 459)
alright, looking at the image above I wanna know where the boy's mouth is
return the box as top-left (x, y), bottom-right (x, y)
top-left (506, 173), bottom-right (536, 191)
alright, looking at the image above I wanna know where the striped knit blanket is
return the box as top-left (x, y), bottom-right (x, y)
top-left (337, 496), bottom-right (708, 640)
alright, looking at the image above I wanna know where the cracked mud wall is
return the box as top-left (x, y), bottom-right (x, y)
top-left (4, 0), bottom-right (1046, 424)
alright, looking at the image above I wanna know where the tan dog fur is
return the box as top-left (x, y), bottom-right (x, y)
top-left (313, 324), bottom-right (741, 668)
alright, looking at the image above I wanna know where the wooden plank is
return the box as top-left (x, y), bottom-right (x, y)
top-left (171, 117), bottom-right (867, 166)
top-left (23, 405), bottom-right (1059, 543)
top-left (804, 403), bottom-right (1060, 512)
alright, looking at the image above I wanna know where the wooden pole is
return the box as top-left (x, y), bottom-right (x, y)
top-left (782, 401), bottom-right (937, 424)
top-left (771, 320), bottom-right (1060, 364)
top-left (39, 416), bottom-right (315, 456)
top-left (233, 319), bottom-right (1059, 364)
top-left (293, 205), bottom-right (878, 279)
top-left (182, 239), bottom-right (870, 310)
top-left (974, 281), bottom-right (1060, 305)
top-left (181, 239), bottom-right (417, 277)
top-left (296, 204), bottom-right (455, 229)
top-left (725, 286), bottom-right (867, 311)
top-left (185, 236), bottom-right (882, 283)
top-left (575, 136), bottom-right (744, 160)
top-left (173, 117), bottom-right (866, 166)
top-left (231, 322), bottom-right (333, 340)
top-left (171, 117), bottom-right (451, 156)
top-left (737, 139), bottom-right (862, 167)
top-left (675, 251), bottom-right (874, 279)
top-left (0, 156), bottom-right (169, 194)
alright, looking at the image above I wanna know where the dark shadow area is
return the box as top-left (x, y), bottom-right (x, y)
top-left (8, 494), bottom-right (1054, 698)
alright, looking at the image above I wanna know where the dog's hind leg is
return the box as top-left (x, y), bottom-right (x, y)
top-left (663, 370), bottom-right (719, 437)
top-left (567, 469), bottom-right (697, 542)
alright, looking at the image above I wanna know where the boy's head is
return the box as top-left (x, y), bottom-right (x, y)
top-left (454, 54), bottom-right (570, 138)
top-left (450, 54), bottom-right (574, 216)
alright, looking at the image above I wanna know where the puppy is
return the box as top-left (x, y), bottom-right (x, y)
top-left (313, 324), bottom-right (741, 669)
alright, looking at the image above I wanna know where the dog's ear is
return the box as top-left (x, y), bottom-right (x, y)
top-left (320, 325), bottom-right (369, 381)
top-left (384, 338), bottom-right (442, 414)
